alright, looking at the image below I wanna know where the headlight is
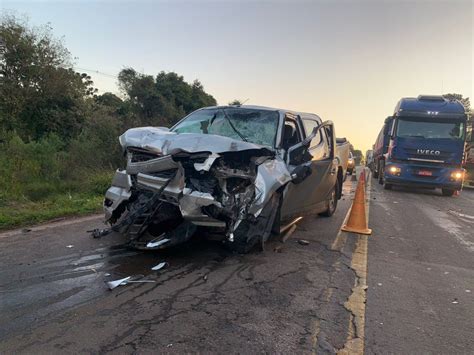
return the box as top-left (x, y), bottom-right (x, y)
top-left (450, 170), bottom-right (464, 180)
top-left (387, 166), bottom-right (401, 175)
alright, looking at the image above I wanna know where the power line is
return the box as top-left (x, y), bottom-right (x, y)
top-left (74, 67), bottom-right (118, 79)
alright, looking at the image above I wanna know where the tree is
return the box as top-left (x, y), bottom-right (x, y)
top-left (0, 15), bottom-right (97, 140)
top-left (443, 93), bottom-right (471, 111)
top-left (95, 92), bottom-right (122, 108)
top-left (228, 99), bottom-right (243, 105)
top-left (118, 67), bottom-right (216, 127)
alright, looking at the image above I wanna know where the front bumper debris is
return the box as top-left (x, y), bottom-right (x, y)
top-left (102, 130), bottom-right (292, 251)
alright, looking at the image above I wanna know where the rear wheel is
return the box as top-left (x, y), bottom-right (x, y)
top-left (442, 188), bottom-right (455, 197)
top-left (319, 183), bottom-right (338, 217)
top-left (378, 161), bottom-right (385, 185)
top-left (373, 162), bottom-right (379, 178)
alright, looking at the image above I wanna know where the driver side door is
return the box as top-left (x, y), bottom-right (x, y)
top-left (280, 117), bottom-right (338, 219)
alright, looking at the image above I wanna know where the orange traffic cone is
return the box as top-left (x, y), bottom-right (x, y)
top-left (341, 170), bottom-right (372, 235)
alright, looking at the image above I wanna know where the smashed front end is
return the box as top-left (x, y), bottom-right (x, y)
top-left (103, 127), bottom-right (292, 252)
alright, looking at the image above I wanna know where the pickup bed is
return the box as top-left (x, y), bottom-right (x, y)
top-left (336, 138), bottom-right (351, 178)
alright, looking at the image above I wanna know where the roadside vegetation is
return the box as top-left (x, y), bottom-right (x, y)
top-left (1, 15), bottom-right (468, 230)
top-left (0, 15), bottom-right (216, 230)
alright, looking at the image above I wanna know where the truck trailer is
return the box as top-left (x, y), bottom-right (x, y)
top-left (463, 119), bottom-right (474, 188)
top-left (374, 95), bottom-right (468, 196)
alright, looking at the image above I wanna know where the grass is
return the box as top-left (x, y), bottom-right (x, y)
top-left (0, 131), bottom-right (119, 231)
top-left (0, 193), bottom-right (104, 231)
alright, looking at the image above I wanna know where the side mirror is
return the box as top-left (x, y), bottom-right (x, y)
top-left (291, 165), bottom-right (312, 184)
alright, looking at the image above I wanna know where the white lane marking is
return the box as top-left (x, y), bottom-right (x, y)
top-left (423, 207), bottom-right (474, 252)
top-left (448, 210), bottom-right (474, 223)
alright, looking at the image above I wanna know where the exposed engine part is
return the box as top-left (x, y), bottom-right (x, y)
top-left (103, 132), bottom-right (292, 252)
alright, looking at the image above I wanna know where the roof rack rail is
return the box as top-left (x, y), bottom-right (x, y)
top-left (417, 95), bottom-right (445, 102)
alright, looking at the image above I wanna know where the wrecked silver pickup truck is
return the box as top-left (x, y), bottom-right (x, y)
top-left (103, 105), bottom-right (348, 252)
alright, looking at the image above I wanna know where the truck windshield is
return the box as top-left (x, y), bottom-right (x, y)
top-left (172, 108), bottom-right (279, 147)
top-left (396, 118), bottom-right (465, 140)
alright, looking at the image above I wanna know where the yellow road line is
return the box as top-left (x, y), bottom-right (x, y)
top-left (338, 168), bottom-right (371, 355)
top-left (311, 319), bottom-right (321, 354)
top-left (313, 169), bottom-right (372, 354)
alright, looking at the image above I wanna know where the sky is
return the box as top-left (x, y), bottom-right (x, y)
top-left (2, 0), bottom-right (473, 152)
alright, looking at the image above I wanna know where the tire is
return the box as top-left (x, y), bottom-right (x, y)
top-left (442, 188), bottom-right (455, 197)
top-left (225, 193), bottom-right (281, 253)
top-left (378, 161), bottom-right (384, 185)
top-left (271, 195), bottom-right (282, 235)
top-left (319, 183), bottom-right (338, 217)
top-left (373, 163), bottom-right (379, 179)
top-left (225, 220), bottom-right (258, 254)
top-left (383, 183), bottom-right (392, 190)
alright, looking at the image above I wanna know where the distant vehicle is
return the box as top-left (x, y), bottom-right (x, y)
top-left (372, 116), bottom-right (394, 179)
top-left (463, 119), bottom-right (474, 188)
top-left (365, 149), bottom-right (374, 171)
top-left (374, 95), bottom-right (468, 196)
top-left (103, 105), bottom-right (349, 253)
top-left (336, 137), bottom-right (351, 178)
top-left (347, 151), bottom-right (355, 175)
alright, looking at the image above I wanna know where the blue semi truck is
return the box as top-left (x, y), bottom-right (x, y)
top-left (372, 95), bottom-right (468, 196)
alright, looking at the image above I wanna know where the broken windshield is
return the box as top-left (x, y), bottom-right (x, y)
top-left (172, 108), bottom-right (279, 148)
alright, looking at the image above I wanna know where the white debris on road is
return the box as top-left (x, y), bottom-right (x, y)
top-left (151, 262), bottom-right (168, 271)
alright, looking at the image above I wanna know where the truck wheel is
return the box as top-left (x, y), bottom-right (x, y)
top-left (319, 183), bottom-right (338, 217)
top-left (442, 188), bottom-right (455, 197)
top-left (373, 165), bottom-right (379, 179)
top-left (378, 161), bottom-right (384, 185)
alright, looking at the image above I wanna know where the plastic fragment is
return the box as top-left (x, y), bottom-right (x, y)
top-left (146, 238), bottom-right (170, 248)
top-left (151, 262), bottom-right (168, 271)
top-left (88, 228), bottom-right (112, 238)
top-left (107, 277), bottom-right (131, 290)
top-left (298, 239), bottom-right (310, 246)
top-left (106, 276), bottom-right (155, 290)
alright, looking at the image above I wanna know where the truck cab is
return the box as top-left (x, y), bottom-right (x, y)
top-left (379, 95), bottom-right (467, 196)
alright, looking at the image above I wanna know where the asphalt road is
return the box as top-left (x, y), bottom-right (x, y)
top-left (0, 179), bottom-right (358, 353)
top-left (1, 171), bottom-right (473, 354)
top-left (365, 179), bottom-right (474, 354)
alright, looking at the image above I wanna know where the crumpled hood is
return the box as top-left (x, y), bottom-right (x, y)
top-left (120, 127), bottom-right (274, 155)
